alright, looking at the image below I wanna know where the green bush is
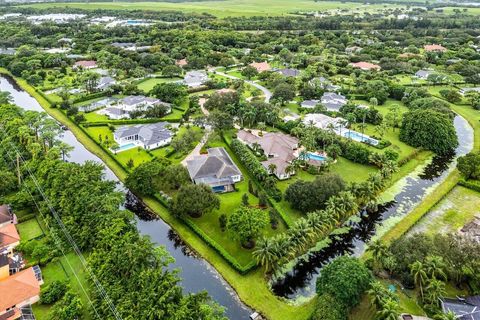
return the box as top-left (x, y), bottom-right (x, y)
top-left (40, 280), bottom-right (68, 304)
top-left (311, 294), bottom-right (347, 320)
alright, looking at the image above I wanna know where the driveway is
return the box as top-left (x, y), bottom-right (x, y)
top-left (215, 70), bottom-right (272, 103)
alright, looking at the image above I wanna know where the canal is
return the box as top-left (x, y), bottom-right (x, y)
top-left (0, 75), bottom-right (252, 319)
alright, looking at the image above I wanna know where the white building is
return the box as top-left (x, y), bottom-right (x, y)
top-left (302, 113), bottom-right (346, 130)
top-left (113, 122), bottom-right (173, 151)
top-left (184, 70), bottom-right (208, 88)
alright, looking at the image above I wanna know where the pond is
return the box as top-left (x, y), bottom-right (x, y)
top-left (0, 75), bottom-right (252, 319)
top-left (271, 114), bottom-right (474, 299)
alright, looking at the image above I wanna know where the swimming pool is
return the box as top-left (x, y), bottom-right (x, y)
top-left (306, 152), bottom-right (327, 162)
top-left (343, 131), bottom-right (379, 146)
top-left (115, 143), bottom-right (137, 152)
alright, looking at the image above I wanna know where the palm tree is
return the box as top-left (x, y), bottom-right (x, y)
top-left (381, 161), bottom-right (399, 179)
top-left (410, 261), bottom-right (428, 300)
top-left (425, 278), bottom-right (446, 307)
top-left (285, 164), bottom-right (295, 177)
top-left (253, 237), bottom-right (279, 273)
top-left (268, 163), bottom-right (277, 175)
top-left (56, 142), bottom-right (74, 162)
top-left (433, 311), bottom-right (457, 320)
top-left (367, 240), bottom-right (388, 271)
top-left (367, 281), bottom-right (388, 309)
top-left (376, 298), bottom-right (399, 320)
top-left (425, 255), bottom-right (447, 281)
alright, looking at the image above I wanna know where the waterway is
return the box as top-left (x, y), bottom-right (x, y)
top-left (271, 114), bottom-right (474, 299)
top-left (0, 75), bottom-right (252, 319)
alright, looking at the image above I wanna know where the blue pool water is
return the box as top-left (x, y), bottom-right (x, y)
top-left (116, 143), bottom-right (137, 152)
top-left (306, 153), bottom-right (327, 161)
top-left (344, 131), bottom-right (379, 145)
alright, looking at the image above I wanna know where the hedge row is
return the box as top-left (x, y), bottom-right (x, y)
top-left (83, 117), bottom-right (181, 127)
top-left (17, 213), bottom-right (37, 223)
top-left (72, 91), bottom-right (107, 104)
top-left (398, 148), bottom-right (423, 167)
top-left (458, 179), bottom-right (480, 193)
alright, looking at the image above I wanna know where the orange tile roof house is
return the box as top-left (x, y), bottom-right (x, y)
top-left (0, 267), bottom-right (41, 319)
top-left (424, 44), bottom-right (447, 52)
top-left (349, 62), bottom-right (381, 71)
top-left (0, 224), bottom-right (20, 256)
top-left (73, 60), bottom-right (97, 69)
top-left (249, 61), bottom-right (271, 72)
top-left (175, 58), bottom-right (188, 67)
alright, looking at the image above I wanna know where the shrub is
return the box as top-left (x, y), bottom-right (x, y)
top-left (311, 293), bottom-right (347, 320)
top-left (40, 280), bottom-right (68, 304)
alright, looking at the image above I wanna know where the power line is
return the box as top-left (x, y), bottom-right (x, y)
top-left (0, 127), bottom-right (123, 320)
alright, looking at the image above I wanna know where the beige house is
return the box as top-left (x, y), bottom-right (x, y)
top-left (237, 130), bottom-right (299, 180)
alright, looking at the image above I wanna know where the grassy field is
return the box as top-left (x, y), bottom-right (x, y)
top-left (137, 77), bottom-right (182, 92)
top-left (16, 218), bottom-right (44, 241)
top-left (409, 185), bottom-right (480, 236)
top-left (21, 0), bottom-right (400, 18)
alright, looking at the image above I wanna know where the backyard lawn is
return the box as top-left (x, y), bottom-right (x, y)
top-left (16, 218), bottom-right (44, 241)
top-left (137, 77), bottom-right (182, 92)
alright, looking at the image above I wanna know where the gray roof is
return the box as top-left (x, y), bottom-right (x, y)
top-left (0, 48), bottom-right (15, 55)
top-left (415, 70), bottom-right (431, 78)
top-left (184, 70), bottom-right (208, 85)
top-left (120, 95), bottom-right (160, 107)
top-left (97, 76), bottom-right (116, 89)
top-left (301, 99), bottom-right (320, 108)
top-left (441, 297), bottom-right (480, 320)
top-left (111, 42), bottom-right (135, 48)
top-left (104, 107), bottom-right (125, 116)
top-left (277, 68), bottom-right (300, 77)
top-left (114, 122), bottom-right (172, 146)
top-left (186, 147), bottom-right (241, 186)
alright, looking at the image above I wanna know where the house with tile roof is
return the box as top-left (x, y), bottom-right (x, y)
top-left (321, 92), bottom-right (348, 111)
top-left (0, 267), bottom-right (42, 319)
top-left (73, 60), bottom-right (97, 69)
top-left (237, 130), bottom-right (299, 180)
top-left (186, 147), bottom-right (243, 193)
top-left (440, 296), bottom-right (480, 320)
top-left (424, 44), bottom-right (447, 52)
top-left (349, 61), bottom-right (381, 71)
top-left (113, 122), bottom-right (173, 151)
top-left (183, 70), bottom-right (208, 88)
top-left (0, 224), bottom-right (20, 256)
top-left (249, 61), bottom-right (271, 73)
top-left (303, 113), bottom-right (346, 131)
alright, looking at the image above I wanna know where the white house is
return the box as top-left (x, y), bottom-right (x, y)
top-left (184, 70), bottom-right (208, 88)
top-left (302, 113), bottom-right (346, 130)
top-left (321, 92), bottom-right (348, 111)
top-left (113, 122), bottom-right (173, 151)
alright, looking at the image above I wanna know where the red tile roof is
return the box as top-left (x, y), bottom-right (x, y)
top-left (424, 44), bottom-right (447, 52)
top-left (0, 224), bottom-right (20, 249)
top-left (249, 61), bottom-right (271, 72)
top-left (74, 60), bottom-right (97, 68)
top-left (349, 61), bottom-right (381, 71)
top-left (0, 268), bottom-right (40, 311)
top-left (175, 59), bottom-right (188, 67)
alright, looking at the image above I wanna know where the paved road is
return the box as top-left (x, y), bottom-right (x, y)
top-left (215, 70), bottom-right (272, 102)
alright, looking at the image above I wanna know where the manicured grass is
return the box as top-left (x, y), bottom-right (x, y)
top-left (137, 77), bottom-right (182, 92)
top-left (409, 185), bottom-right (480, 236)
top-left (22, 0), bottom-right (401, 17)
top-left (16, 218), bottom-right (43, 241)
top-left (115, 147), bottom-right (154, 167)
top-left (82, 112), bottom-right (110, 122)
top-left (83, 125), bottom-right (113, 144)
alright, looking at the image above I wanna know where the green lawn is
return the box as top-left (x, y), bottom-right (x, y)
top-left (82, 112), bottom-right (110, 122)
top-left (137, 77), bottom-right (182, 92)
top-left (409, 185), bottom-right (480, 236)
top-left (16, 218), bottom-right (43, 241)
top-left (83, 125), bottom-right (113, 144)
top-left (22, 0), bottom-right (402, 18)
top-left (114, 147), bottom-right (154, 167)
